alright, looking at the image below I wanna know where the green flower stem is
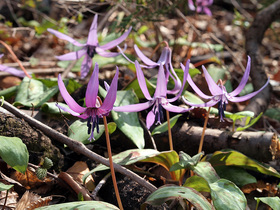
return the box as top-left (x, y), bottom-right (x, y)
top-left (103, 116), bottom-right (123, 210)
top-left (198, 107), bottom-right (211, 153)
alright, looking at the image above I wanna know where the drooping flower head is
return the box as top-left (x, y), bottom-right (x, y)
top-left (188, 0), bottom-right (213, 16)
top-left (57, 63), bottom-right (119, 140)
top-left (113, 60), bottom-right (192, 129)
top-left (0, 54), bottom-right (31, 78)
top-left (118, 44), bottom-right (182, 94)
top-left (48, 15), bottom-right (131, 78)
top-left (182, 56), bottom-right (270, 121)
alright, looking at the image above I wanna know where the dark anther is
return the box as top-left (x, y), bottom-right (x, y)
top-left (87, 46), bottom-right (96, 58)
top-left (87, 116), bottom-right (92, 134)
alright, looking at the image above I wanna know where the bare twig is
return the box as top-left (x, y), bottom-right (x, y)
top-left (0, 99), bottom-right (157, 192)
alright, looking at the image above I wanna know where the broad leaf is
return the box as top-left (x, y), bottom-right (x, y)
top-left (36, 201), bottom-right (119, 210)
top-left (0, 86), bottom-right (17, 99)
top-left (184, 175), bottom-right (211, 193)
top-left (255, 197), bottom-right (280, 210)
top-left (151, 114), bottom-right (182, 135)
top-left (68, 120), bottom-right (116, 144)
top-left (236, 112), bottom-right (263, 131)
top-left (144, 186), bottom-right (214, 210)
top-left (207, 150), bottom-right (280, 178)
top-left (141, 150), bottom-right (184, 181)
top-left (14, 77), bottom-right (59, 108)
top-left (210, 179), bottom-right (247, 210)
top-left (215, 166), bottom-right (257, 187)
top-left (0, 183), bottom-right (14, 191)
top-left (192, 162), bottom-right (220, 184)
top-left (83, 149), bottom-right (160, 183)
top-left (112, 90), bottom-right (145, 149)
top-left (41, 102), bottom-right (72, 115)
top-left (0, 136), bottom-right (29, 174)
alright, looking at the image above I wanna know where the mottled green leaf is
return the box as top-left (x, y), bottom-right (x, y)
top-left (0, 183), bottom-right (14, 191)
top-left (0, 136), bottom-right (29, 174)
top-left (183, 175), bottom-right (210, 192)
top-left (144, 186), bottom-right (214, 209)
top-left (255, 197), bottom-right (280, 210)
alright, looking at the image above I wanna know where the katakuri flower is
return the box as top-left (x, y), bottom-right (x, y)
top-left (0, 54), bottom-right (31, 78)
top-left (113, 60), bottom-right (192, 129)
top-left (56, 63), bottom-right (119, 141)
top-left (188, 0), bottom-right (213, 16)
top-left (181, 56), bottom-right (270, 121)
top-left (48, 15), bottom-right (131, 78)
top-left (118, 44), bottom-right (181, 94)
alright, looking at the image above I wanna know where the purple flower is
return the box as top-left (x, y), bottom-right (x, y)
top-left (181, 56), bottom-right (270, 121)
top-left (118, 44), bottom-right (181, 94)
top-left (57, 63), bottom-right (119, 141)
top-left (188, 0), bottom-right (213, 16)
top-left (113, 60), bottom-right (192, 129)
top-left (0, 54), bottom-right (31, 78)
top-left (48, 15), bottom-right (132, 78)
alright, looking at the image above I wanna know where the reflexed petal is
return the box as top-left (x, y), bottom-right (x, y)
top-left (166, 48), bottom-right (181, 94)
top-left (230, 56), bottom-right (251, 96)
top-left (117, 45), bottom-right (135, 64)
top-left (57, 74), bottom-right (86, 113)
top-left (169, 60), bottom-right (191, 103)
top-left (0, 54), bottom-right (3, 59)
top-left (154, 63), bottom-right (167, 97)
top-left (146, 110), bottom-right (155, 129)
top-left (113, 101), bottom-right (153, 112)
top-left (157, 47), bottom-right (169, 64)
top-left (162, 102), bottom-right (191, 113)
top-left (0, 65), bottom-right (30, 78)
top-left (81, 54), bottom-right (93, 78)
top-left (229, 78), bottom-right (270, 102)
top-left (135, 61), bottom-right (152, 100)
top-left (182, 96), bottom-right (218, 108)
top-left (101, 66), bottom-right (119, 111)
top-left (104, 81), bottom-right (110, 92)
top-left (87, 15), bottom-right (98, 46)
top-left (96, 48), bottom-right (120, 57)
top-left (85, 63), bottom-right (99, 107)
top-left (100, 27), bottom-right (132, 50)
top-left (188, 0), bottom-right (196, 10)
top-left (203, 7), bottom-right (212, 16)
top-left (202, 65), bottom-right (223, 95)
top-left (56, 48), bottom-right (86, 61)
top-left (56, 103), bottom-right (80, 117)
top-left (181, 63), bottom-right (212, 100)
top-left (134, 44), bottom-right (158, 66)
top-left (47, 28), bottom-right (85, 47)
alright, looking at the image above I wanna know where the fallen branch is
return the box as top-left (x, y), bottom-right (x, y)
top-left (244, 1), bottom-right (280, 115)
top-left (154, 121), bottom-right (279, 162)
top-left (0, 99), bottom-right (157, 192)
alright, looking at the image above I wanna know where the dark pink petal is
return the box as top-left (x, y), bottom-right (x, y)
top-left (57, 74), bottom-right (86, 113)
top-left (47, 28), bottom-right (85, 47)
top-left (229, 56), bottom-right (251, 97)
top-left (135, 61), bottom-right (152, 100)
top-left (113, 101), bottom-right (153, 112)
top-left (202, 65), bottom-right (223, 95)
top-left (154, 63), bottom-right (167, 98)
top-left (229, 78), bottom-right (270, 102)
top-left (56, 48), bottom-right (87, 61)
top-left (100, 27), bottom-right (132, 50)
top-left (87, 15), bottom-right (98, 46)
top-left (101, 66), bottom-right (119, 112)
top-left (85, 63), bottom-right (99, 107)
top-left (181, 63), bottom-right (212, 100)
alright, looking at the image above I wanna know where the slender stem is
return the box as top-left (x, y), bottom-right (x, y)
top-left (103, 116), bottom-right (123, 210)
top-left (0, 40), bottom-right (31, 78)
top-left (166, 110), bottom-right (173, 150)
top-left (2, 190), bottom-right (8, 210)
top-left (0, 99), bottom-right (157, 193)
top-left (198, 107), bottom-right (211, 153)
